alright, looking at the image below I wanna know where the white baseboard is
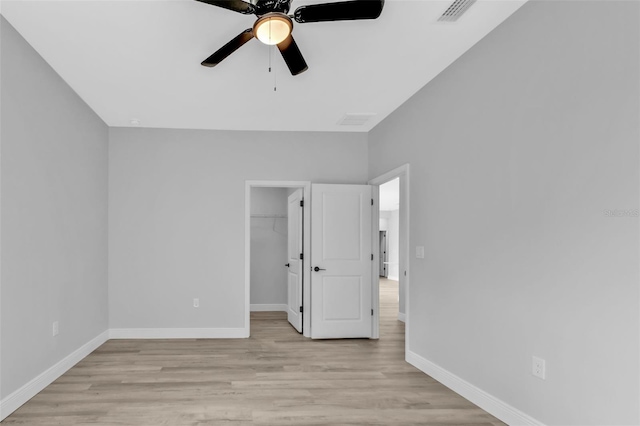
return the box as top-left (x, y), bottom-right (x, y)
top-left (250, 304), bottom-right (288, 312)
top-left (397, 312), bottom-right (406, 323)
top-left (388, 275), bottom-right (399, 281)
top-left (109, 328), bottom-right (248, 339)
top-left (0, 330), bottom-right (109, 422)
top-left (406, 350), bottom-right (543, 426)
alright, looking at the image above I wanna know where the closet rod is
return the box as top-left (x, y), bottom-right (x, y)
top-left (250, 214), bottom-right (287, 218)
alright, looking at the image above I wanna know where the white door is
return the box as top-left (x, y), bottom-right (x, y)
top-left (286, 189), bottom-right (304, 333)
top-left (311, 184), bottom-right (372, 339)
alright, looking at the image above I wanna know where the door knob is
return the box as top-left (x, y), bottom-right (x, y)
top-left (313, 266), bottom-right (326, 272)
top-left (285, 263), bottom-right (290, 267)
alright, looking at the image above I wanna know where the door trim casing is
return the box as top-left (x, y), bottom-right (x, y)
top-left (368, 164), bottom-right (410, 351)
top-left (245, 181), bottom-right (312, 338)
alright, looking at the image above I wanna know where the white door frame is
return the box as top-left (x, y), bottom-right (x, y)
top-left (368, 164), bottom-right (410, 352)
top-left (245, 181), bottom-right (312, 338)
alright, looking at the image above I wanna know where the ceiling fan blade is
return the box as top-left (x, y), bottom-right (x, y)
top-left (201, 29), bottom-right (254, 67)
top-left (277, 35), bottom-right (308, 76)
top-left (293, 0), bottom-right (384, 23)
top-left (195, 0), bottom-right (256, 15)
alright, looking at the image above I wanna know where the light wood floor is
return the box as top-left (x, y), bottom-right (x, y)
top-left (3, 279), bottom-right (503, 425)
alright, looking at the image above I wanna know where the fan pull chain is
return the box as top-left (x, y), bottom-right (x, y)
top-left (268, 20), bottom-right (276, 91)
top-left (267, 19), bottom-right (273, 73)
top-left (272, 45), bottom-right (277, 92)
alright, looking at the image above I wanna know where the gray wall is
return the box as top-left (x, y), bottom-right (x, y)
top-left (368, 1), bottom-right (639, 424)
top-left (250, 187), bottom-right (288, 306)
top-left (1, 17), bottom-right (109, 398)
top-left (108, 128), bottom-right (368, 329)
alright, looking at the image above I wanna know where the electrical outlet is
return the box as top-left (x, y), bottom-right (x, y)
top-left (416, 246), bottom-right (425, 259)
top-left (52, 321), bottom-right (59, 337)
top-left (532, 356), bottom-right (546, 379)
top-left (193, 298), bottom-right (199, 308)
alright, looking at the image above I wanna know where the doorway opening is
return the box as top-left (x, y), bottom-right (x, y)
top-left (369, 165), bottom-right (410, 354)
top-left (244, 181), bottom-right (311, 338)
top-left (379, 177), bottom-right (402, 320)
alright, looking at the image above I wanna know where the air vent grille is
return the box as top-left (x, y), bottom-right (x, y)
top-left (438, 0), bottom-right (477, 22)
top-left (338, 113), bottom-right (376, 126)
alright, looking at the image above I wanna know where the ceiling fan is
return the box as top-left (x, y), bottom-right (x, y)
top-left (196, 0), bottom-right (385, 75)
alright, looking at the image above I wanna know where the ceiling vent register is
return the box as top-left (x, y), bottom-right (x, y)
top-left (338, 113), bottom-right (376, 126)
top-left (438, 0), bottom-right (477, 22)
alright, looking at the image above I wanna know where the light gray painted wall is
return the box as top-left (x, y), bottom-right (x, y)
top-left (368, 1), bottom-right (639, 424)
top-left (108, 128), bottom-right (368, 329)
top-left (1, 17), bottom-right (109, 398)
top-left (251, 187), bottom-right (288, 217)
top-left (250, 187), bottom-right (288, 306)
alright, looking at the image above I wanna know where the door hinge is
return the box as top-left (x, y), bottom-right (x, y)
top-left (300, 253), bottom-right (303, 260)
top-left (300, 306), bottom-right (303, 313)
top-left (371, 199), bottom-right (374, 206)
top-left (371, 309), bottom-right (374, 316)
top-left (371, 253), bottom-right (374, 261)
top-left (300, 200), bottom-right (304, 207)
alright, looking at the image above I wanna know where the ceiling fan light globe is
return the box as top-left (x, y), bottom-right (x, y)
top-left (254, 13), bottom-right (292, 45)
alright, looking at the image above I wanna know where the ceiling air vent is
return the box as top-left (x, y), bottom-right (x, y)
top-left (338, 113), bottom-right (376, 126)
top-left (438, 0), bottom-right (477, 22)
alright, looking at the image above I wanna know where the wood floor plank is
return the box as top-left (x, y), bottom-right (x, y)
top-left (2, 279), bottom-right (504, 425)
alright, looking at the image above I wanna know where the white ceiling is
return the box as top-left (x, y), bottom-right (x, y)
top-left (1, 0), bottom-right (526, 132)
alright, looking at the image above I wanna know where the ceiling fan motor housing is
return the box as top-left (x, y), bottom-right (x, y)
top-left (255, 0), bottom-right (293, 15)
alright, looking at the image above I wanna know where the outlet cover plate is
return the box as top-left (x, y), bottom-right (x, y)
top-left (532, 356), bottom-right (546, 379)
